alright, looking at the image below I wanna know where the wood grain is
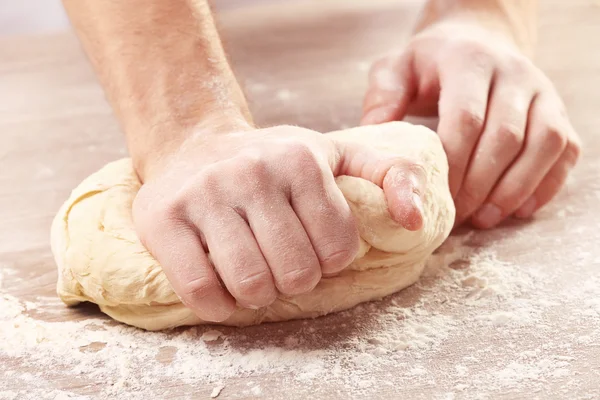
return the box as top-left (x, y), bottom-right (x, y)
top-left (1, 0), bottom-right (599, 398)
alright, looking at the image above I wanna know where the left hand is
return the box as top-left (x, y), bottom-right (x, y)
top-left (361, 18), bottom-right (581, 229)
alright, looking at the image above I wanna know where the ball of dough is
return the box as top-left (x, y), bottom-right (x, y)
top-left (51, 122), bottom-right (455, 330)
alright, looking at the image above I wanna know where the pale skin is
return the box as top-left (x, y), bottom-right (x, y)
top-left (62, 0), bottom-right (581, 322)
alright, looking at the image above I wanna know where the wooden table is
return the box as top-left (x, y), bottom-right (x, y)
top-left (1, 1), bottom-right (599, 398)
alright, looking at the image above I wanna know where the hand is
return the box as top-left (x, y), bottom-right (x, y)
top-left (361, 18), bottom-right (581, 229)
top-left (132, 124), bottom-right (426, 322)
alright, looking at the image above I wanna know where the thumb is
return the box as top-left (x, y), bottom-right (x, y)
top-left (360, 52), bottom-right (416, 126)
top-left (332, 139), bottom-right (425, 231)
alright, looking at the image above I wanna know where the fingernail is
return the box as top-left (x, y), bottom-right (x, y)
top-left (360, 106), bottom-right (397, 126)
top-left (412, 192), bottom-right (424, 216)
top-left (515, 197), bottom-right (537, 219)
top-left (474, 203), bottom-right (503, 228)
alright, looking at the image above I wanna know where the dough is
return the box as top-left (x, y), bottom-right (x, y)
top-left (51, 122), bottom-right (455, 330)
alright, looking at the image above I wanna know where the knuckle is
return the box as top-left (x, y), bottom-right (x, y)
top-left (181, 276), bottom-right (218, 301)
top-left (155, 196), bottom-right (185, 225)
top-left (565, 138), bottom-right (582, 166)
top-left (243, 154), bottom-right (271, 181)
top-left (279, 266), bottom-right (321, 295)
top-left (461, 42), bottom-right (494, 68)
top-left (320, 247), bottom-right (357, 271)
top-left (132, 186), bottom-right (189, 249)
top-left (505, 54), bottom-right (532, 76)
top-left (541, 126), bottom-right (567, 153)
top-left (457, 107), bottom-right (485, 136)
top-left (231, 153), bottom-right (274, 198)
top-left (544, 170), bottom-right (567, 194)
top-left (495, 122), bottom-right (525, 150)
top-left (196, 165), bottom-right (220, 188)
top-left (192, 168), bottom-right (223, 206)
top-left (245, 158), bottom-right (269, 178)
top-left (285, 141), bottom-right (320, 172)
top-left (234, 270), bottom-right (275, 302)
top-left (318, 233), bottom-right (359, 272)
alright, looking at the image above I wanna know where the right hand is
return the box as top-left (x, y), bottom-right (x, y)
top-left (132, 124), bottom-right (426, 322)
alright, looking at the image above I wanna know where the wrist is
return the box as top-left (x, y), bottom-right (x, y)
top-left (416, 0), bottom-right (536, 55)
top-left (129, 106), bottom-right (253, 182)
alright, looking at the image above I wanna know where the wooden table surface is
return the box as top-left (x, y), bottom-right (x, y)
top-left (1, 1), bottom-right (600, 399)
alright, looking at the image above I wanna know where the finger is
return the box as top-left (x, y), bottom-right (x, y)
top-left (454, 77), bottom-right (533, 225)
top-left (437, 55), bottom-right (494, 197)
top-left (247, 197), bottom-right (321, 296)
top-left (514, 132), bottom-right (581, 218)
top-left (334, 140), bottom-right (425, 231)
top-left (360, 52), bottom-right (416, 126)
top-left (382, 162), bottom-right (425, 231)
top-left (142, 219), bottom-right (236, 322)
top-left (472, 94), bottom-right (569, 228)
top-left (287, 150), bottom-right (360, 275)
top-left (199, 208), bottom-right (277, 309)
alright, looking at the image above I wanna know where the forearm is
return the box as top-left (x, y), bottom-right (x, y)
top-left (416, 0), bottom-right (537, 54)
top-left (62, 0), bottom-right (252, 178)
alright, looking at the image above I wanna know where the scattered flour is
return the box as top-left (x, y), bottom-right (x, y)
top-left (201, 329), bottom-right (224, 342)
top-left (210, 384), bottom-right (224, 398)
top-left (2, 230), bottom-right (599, 399)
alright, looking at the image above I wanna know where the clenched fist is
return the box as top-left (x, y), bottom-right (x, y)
top-left (133, 125), bottom-right (426, 322)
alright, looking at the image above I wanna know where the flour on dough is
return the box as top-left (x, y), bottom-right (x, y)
top-left (50, 121), bottom-right (455, 330)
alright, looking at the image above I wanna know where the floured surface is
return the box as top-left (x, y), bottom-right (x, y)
top-left (2, 0), bottom-right (600, 398)
top-left (3, 222), bottom-right (600, 399)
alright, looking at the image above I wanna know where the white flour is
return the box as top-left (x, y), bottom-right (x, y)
top-left (1, 230), bottom-right (599, 399)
